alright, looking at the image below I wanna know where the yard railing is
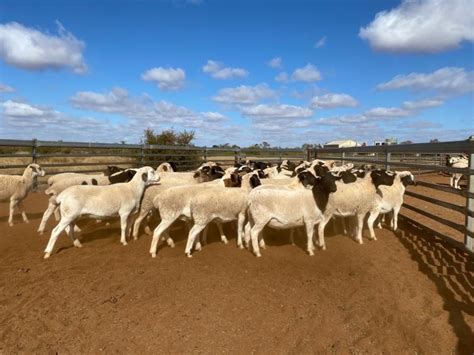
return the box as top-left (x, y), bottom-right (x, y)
top-left (309, 137), bottom-right (474, 253)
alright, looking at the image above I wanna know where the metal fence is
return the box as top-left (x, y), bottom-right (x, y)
top-left (310, 137), bottom-right (474, 254)
top-left (1, 137), bottom-right (472, 253)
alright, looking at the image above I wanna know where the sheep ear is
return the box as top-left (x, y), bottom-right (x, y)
top-left (30, 166), bottom-right (38, 173)
top-left (141, 172), bottom-right (148, 182)
top-left (92, 178), bottom-right (98, 185)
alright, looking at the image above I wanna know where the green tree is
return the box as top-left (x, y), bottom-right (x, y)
top-left (142, 128), bottom-right (195, 146)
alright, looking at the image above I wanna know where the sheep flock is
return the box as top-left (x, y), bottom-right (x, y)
top-left (5, 155), bottom-right (452, 260)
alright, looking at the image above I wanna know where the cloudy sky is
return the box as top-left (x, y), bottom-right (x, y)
top-left (0, 0), bottom-right (473, 146)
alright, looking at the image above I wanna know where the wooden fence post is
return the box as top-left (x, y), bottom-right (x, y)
top-left (386, 150), bottom-right (391, 171)
top-left (32, 138), bottom-right (37, 163)
top-left (140, 145), bottom-right (145, 167)
top-left (464, 136), bottom-right (474, 252)
top-left (204, 148), bottom-right (208, 163)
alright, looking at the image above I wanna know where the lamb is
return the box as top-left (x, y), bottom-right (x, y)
top-left (377, 171), bottom-right (415, 231)
top-left (0, 163), bottom-right (45, 226)
top-left (148, 169), bottom-right (244, 258)
top-left (247, 171), bottom-right (338, 257)
top-left (38, 169), bottom-right (137, 234)
top-left (447, 155), bottom-right (468, 189)
top-left (155, 162), bottom-right (177, 173)
top-left (316, 169), bottom-right (396, 250)
top-left (43, 166), bottom-right (158, 259)
top-left (177, 172), bottom-right (262, 257)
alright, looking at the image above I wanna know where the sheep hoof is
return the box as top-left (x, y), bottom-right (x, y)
top-left (73, 240), bottom-right (83, 248)
top-left (43, 253), bottom-right (51, 259)
top-left (255, 252), bottom-right (262, 258)
top-left (377, 224), bottom-right (382, 229)
top-left (221, 237), bottom-right (228, 244)
top-left (308, 250), bottom-right (315, 256)
top-left (357, 239), bottom-right (363, 244)
top-left (8, 222), bottom-right (13, 227)
top-left (38, 230), bottom-right (44, 235)
top-left (194, 243), bottom-right (202, 251)
top-left (24, 220), bottom-right (30, 224)
top-left (321, 245), bottom-right (326, 251)
top-left (186, 253), bottom-right (193, 258)
top-left (121, 241), bottom-right (128, 246)
top-left (238, 244), bottom-right (244, 249)
top-left (168, 241), bottom-right (175, 248)
top-left (150, 252), bottom-right (156, 258)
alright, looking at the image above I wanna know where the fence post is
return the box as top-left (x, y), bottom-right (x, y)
top-left (341, 151), bottom-right (345, 164)
top-left (32, 138), bottom-right (37, 163)
top-left (465, 136), bottom-right (474, 252)
top-left (386, 149), bottom-right (391, 171)
top-left (140, 145), bottom-right (145, 167)
top-left (204, 148), bottom-right (208, 163)
top-left (234, 149), bottom-right (239, 165)
top-left (306, 147), bottom-right (311, 162)
top-left (279, 150), bottom-right (282, 164)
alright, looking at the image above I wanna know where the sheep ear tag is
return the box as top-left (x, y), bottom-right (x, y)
top-left (142, 172), bottom-right (148, 182)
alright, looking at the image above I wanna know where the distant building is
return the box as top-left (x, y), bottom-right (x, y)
top-left (324, 139), bottom-right (359, 148)
top-left (374, 138), bottom-right (398, 146)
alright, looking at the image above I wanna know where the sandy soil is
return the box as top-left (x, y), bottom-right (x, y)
top-left (0, 180), bottom-right (473, 353)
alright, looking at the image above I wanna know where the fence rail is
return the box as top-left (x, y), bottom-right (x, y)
top-left (1, 137), bottom-right (473, 253)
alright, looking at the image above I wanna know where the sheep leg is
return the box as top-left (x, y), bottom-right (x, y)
top-left (216, 221), bottom-right (228, 244)
top-left (367, 212), bottom-right (378, 241)
top-left (54, 206), bottom-right (60, 221)
top-left (317, 217), bottom-right (329, 250)
top-left (244, 222), bottom-right (251, 249)
top-left (392, 206), bottom-right (400, 231)
top-left (66, 222), bottom-right (82, 248)
top-left (185, 224), bottom-right (206, 257)
top-left (125, 214), bottom-right (134, 240)
top-left (8, 199), bottom-right (17, 226)
top-left (17, 201), bottom-right (29, 224)
top-left (341, 217), bottom-right (347, 235)
top-left (164, 232), bottom-right (175, 248)
top-left (236, 214), bottom-right (245, 249)
top-left (119, 214), bottom-right (129, 246)
top-left (185, 221), bottom-right (202, 251)
top-left (132, 210), bottom-right (149, 240)
top-left (305, 223), bottom-right (316, 256)
top-left (202, 225), bottom-right (209, 245)
top-left (355, 214), bottom-right (364, 244)
top-left (455, 174), bottom-right (462, 189)
top-left (150, 219), bottom-right (175, 257)
top-left (38, 201), bottom-right (58, 234)
top-left (449, 174), bottom-right (454, 188)
top-left (250, 223), bottom-right (266, 257)
top-left (289, 229), bottom-right (295, 246)
top-left (44, 218), bottom-right (72, 258)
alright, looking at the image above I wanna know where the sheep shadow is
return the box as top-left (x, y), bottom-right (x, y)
top-left (0, 212), bottom-right (44, 223)
top-left (396, 221), bottom-right (474, 353)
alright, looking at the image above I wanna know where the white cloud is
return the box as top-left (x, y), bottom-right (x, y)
top-left (359, 0), bottom-right (474, 53)
top-left (0, 21), bottom-right (87, 73)
top-left (310, 93), bottom-right (358, 109)
top-left (202, 60), bottom-right (248, 79)
top-left (0, 83), bottom-right (15, 93)
top-left (141, 67), bottom-right (186, 90)
top-left (291, 63), bottom-right (322, 82)
top-left (401, 98), bottom-right (444, 110)
top-left (377, 67), bottom-right (474, 95)
top-left (241, 104), bottom-right (313, 120)
top-left (267, 57), bottom-right (282, 69)
top-left (364, 107), bottom-right (412, 118)
top-left (314, 36), bottom-right (327, 48)
top-left (212, 84), bottom-right (277, 106)
top-left (201, 111), bottom-right (227, 122)
top-left (275, 71), bottom-right (289, 83)
top-left (2, 100), bottom-right (49, 117)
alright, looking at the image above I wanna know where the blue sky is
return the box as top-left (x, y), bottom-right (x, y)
top-left (0, 0), bottom-right (473, 146)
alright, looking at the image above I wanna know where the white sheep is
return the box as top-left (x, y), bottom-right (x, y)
top-left (377, 171), bottom-right (415, 231)
top-left (179, 172), bottom-right (262, 257)
top-left (43, 167), bottom-right (158, 259)
top-left (147, 169), bottom-right (243, 258)
top-left (0, 163), bottom-right (45, 226)
top-left (316, 170), bottom-right (396, 250)
top-left (38, 169), bottom-right (137, 234)
top-left (448, 155), bottom-right (468, 189)
top-left (129, 164), bottom-right (226, 240)
top-left (247, 171), bottom-right (336, 257)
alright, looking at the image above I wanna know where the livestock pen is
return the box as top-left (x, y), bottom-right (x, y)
top-left (0, 137), bottom-right (472, 353)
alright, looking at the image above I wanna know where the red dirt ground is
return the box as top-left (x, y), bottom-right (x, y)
top-left (0, 183), bottom-right (473, 353)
